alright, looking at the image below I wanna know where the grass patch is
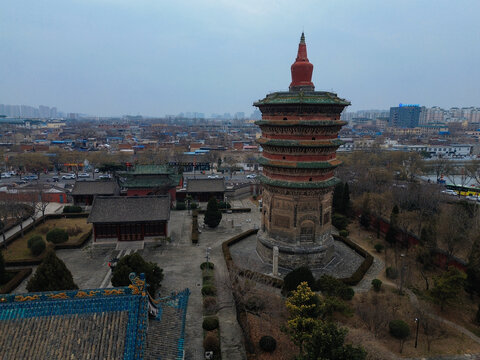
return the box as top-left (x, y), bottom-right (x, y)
top-left (2, 218), bottom-right (92, 261)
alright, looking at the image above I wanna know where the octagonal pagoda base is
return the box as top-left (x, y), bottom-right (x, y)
top-left (256, 230), bottom-right (334, 270)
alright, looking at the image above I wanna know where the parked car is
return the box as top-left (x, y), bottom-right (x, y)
top-left (77, 173), bottom-right (90, 178)
top-left (246, 174), bottom-right (257, 179)
top-left (62, 174), bottom-right (76, 180)
top-left (1, 173), bottom-right (11, 178)
top-left (207, 175), bottom-right (220, 179)
top-left (98, 174), bottom-right (111, 180)
top-left (22, 175), bottom-right (39, 181)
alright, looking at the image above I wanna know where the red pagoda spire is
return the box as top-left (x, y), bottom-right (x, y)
top-left (289, 32), bottom-right (315, 92)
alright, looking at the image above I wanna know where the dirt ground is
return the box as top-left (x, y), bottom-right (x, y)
top-left (347, 220), bottom-right (480, 356)
top-left (243, 220), bottom-right (480, 359)
top-left (2, 218), bottom-right (92, 261)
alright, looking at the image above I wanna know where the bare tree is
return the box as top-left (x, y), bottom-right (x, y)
top-left (356, 293), bottom-right (389, 338)
top-left (33, 185), bottom-right (50, 222)
top-left (437, 205), bottom-right (470, 263)
top-left (416, 310), bottom-right (448, 352)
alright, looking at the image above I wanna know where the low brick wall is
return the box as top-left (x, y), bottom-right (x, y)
top-left (0, 268), bottom-right (32, 294)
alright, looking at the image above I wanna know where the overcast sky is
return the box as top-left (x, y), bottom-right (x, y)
top-left (1, 0), bottom-right (479, 117)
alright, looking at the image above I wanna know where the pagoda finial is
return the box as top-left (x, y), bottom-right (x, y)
top-left (289, 32), bottom-right (314, 92)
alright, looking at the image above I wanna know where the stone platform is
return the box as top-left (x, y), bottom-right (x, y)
top-left (229, 234), bottom-right (363, 279)
top-left (256, 230), bottom-right (334, 269)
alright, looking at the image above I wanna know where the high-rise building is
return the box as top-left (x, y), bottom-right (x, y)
top-left (389, 104), bottom-right (421, 128)
top-left (254, 33), bottom-right (349, 269)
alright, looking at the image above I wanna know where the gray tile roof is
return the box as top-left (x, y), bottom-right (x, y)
top-left (71, 180), bottom-right (119, 196)
top-left (0, 311), bottom-right (128, 359)
top-left (186, 178), bottom-right (225, 193)
top-left (88, 196), bottom-right (170, 223)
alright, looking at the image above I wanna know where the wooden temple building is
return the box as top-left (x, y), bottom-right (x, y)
top-left (71, 180), bottom-right (119, 206)
top-left (117, 165), bottom-right (182, 206)
top-left (88, 196), bottom-right (170, 242)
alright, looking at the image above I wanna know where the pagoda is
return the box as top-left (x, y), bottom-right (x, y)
top-left (254, 33), bottom-right (350, 269)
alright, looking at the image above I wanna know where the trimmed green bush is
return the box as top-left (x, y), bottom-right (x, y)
top-left (339, 229), bottom-right (349, 238)
top-left (374, 243), bottom-right (384, 253)
top-left (46, 228), bottom-right (69, 244)
top-left (203, 274), bottom-right (214, 284)
top-left (332, 213), bottom-right (349, 231)
top-left (339, 286), bottom-right (355, 300)
top-left (389, 319), bottom-right (410, 340)
top-left (202, 284), bottom-right (217, 296)
top-left (175, 202), bottom-right (186, 210)
top-left (203, 332), bottom-right (220, 353)
top-left (202, 316), bottom-right (219, 331)
top-left (204, 198), bottom-right (222, 228)
top-left (28, 235), bottom-right (43, 249)
top-left (386, 267), bottom-right (398, 279)
top-left (29, 238), bottom-right (46, 256)
top-left (259, 335), bottom-right (277, 352)
top-left (283, 266), bottom-right (316, 294)
top-left (190, 202), bottom-right (198, 210)
top-left (203, 296), bottom-right (217, 315)
top-left (200, 262), bottom-right (214, 270)
top-left (371, 278), bottom-right (382, 292)
top-left (63, 205), bottom-right (82, 213)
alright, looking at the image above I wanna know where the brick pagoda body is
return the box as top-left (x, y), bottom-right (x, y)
top-left (254, 33), bottom-right (350, 269)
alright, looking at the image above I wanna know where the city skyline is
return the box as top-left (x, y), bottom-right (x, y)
top-left (1, 0), bottom-right (480, 116)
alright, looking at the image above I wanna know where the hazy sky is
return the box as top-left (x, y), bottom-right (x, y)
top-left (1, 0), bottom-right (479, 116)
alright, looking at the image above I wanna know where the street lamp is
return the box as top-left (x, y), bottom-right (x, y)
top-left (205, 247), bottom-right (211, 267)
top-left (414, 317), bottom-right (420, 348)
top-left (400, 253), bottom-right (406, 293)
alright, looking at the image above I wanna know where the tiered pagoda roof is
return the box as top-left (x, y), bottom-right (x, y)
top-left (254, 33), bottom-right (350, 191)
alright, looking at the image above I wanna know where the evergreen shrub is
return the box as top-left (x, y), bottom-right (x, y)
top-left (202, 284), bottom-right (217, 296)
top-left (259, 335), bottom-right (276, 352)
top-left (282, 266), bottom-right (316, 294)
top-left (203, 333), bottom-right (220, 353)
top-left (46, 228), bottom-right (69, 244)
top-left (202, 316), bottom-right (219, 331)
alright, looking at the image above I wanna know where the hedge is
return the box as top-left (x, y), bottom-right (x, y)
top-left (63, 205), bottom-right (82, 213)
top-left (0, 268), bottom-right (32, 294)
top-left (5, 229), bottom-right (93, 267)
top-left (334, 234), bottom-right (374, 286)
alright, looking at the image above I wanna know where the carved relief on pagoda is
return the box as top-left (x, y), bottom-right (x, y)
top-left (263, 183), bottom-right (332, 197)
top-left (262, 145), bottom-right (339, 155)
top-left (260, 125), bottom-right (342, 136)
top-left (263, 166), bottom-right (334, 177)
